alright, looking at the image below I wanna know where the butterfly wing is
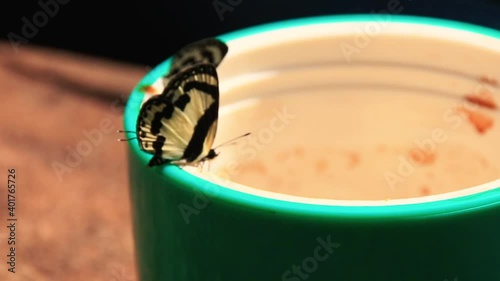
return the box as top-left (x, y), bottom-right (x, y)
top-left (141, 38), bottom-right (228, 105)
top-left (136, 63), bottom-right (219, 167)
top-left (168, 37), bottom-right (228, 77)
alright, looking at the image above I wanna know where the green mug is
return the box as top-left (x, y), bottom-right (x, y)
top-left (124, 15), bottom-right (500, 281)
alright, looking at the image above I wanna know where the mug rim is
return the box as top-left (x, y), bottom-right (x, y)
top-left (124, 14), bottom-right (500, 219)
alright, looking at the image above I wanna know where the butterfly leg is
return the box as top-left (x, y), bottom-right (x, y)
top-left (148, 155), bottom-right (171, 167)
top-left (197, 160), bottom-right (212, 173)
top-left (205, 160), bottom-right (211, 173)
top-left (194, 161), bottom-right (204, 173)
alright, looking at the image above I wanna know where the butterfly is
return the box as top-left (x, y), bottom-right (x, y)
top-left (141, 38), bottom-right (229, 97)
top-left (119, 39), bottom-right (247, 167)
top-left (134, 63), bottom-right (222, 167)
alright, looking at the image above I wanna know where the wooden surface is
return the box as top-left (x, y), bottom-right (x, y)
top-left (0, 41), bottom-right (148, 281)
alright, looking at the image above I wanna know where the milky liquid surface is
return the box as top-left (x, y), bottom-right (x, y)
top-left (211, 87), bottom-right (499, 200)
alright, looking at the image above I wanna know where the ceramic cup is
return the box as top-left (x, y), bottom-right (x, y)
top-left (124, 15), bottom-right (500, 281)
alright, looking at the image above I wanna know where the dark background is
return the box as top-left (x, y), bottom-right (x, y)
top-left (2, 0), bottom-right (500, 66)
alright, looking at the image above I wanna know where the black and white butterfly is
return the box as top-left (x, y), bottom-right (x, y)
top-left (141, 38), bottom-right (229, 96)
top-left (119, 39), bottom-right (247, 167)
top-left (135, 63), bottom-right (222, 167)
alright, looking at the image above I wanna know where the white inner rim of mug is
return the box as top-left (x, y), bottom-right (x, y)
top-left (183, 21), bottom-right (500, 206)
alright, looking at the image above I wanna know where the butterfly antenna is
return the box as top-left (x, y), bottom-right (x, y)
top-left (117, 130), bottom-right (137, 142)
top-left (117, 137), bottom-right (137, 142)
top-left (214, 132), bottom-right (251, 149)
top-left (117, 129), bottom-right (135, 134)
